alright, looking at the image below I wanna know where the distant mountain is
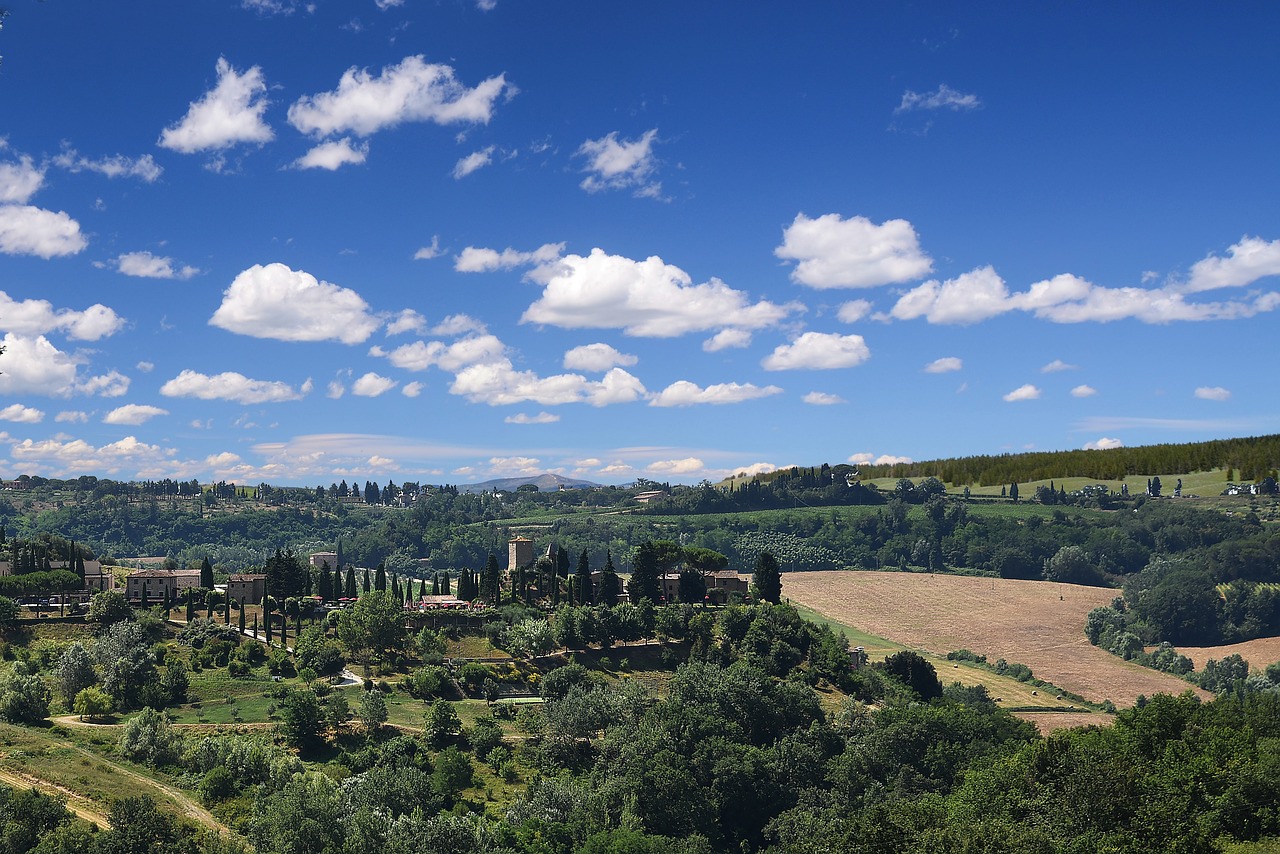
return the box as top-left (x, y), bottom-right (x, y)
top-left (457, 473), bottom-right (603, 494)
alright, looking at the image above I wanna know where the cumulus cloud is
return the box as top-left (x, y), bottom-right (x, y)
top-left (1084, 437), bottom-right (1124, 450)
top-left (0, 292), bottom-right (124, 340)
top-left (351, 372), bottom-right (398, 397)
top-left (837, 300), bottom-right (873, 323)
top-left (647, 457), bottom-right (705, 475)
top-left (0, 334), bottom-right (78, 396)
top-left (1042, 359), bottom-right (1077, 372)
top-left (114, 251), bottom-right (200, 280)
top-left (761, 332), bottom-right (870, 371)
top-left (848, 452), bottom-right (914, 466)
top-left (1194, 386), bottom-right (1231, 401)
top-left (924, 356), bottom-right (962, 373)
top-left (0, 155), bottom-right (44, 203)
top-left (287, 55), bottom-right (511, 138)
top-left (159, 369), bottom-right (309, 404)
top-left (505, 412), bottom-right (559, 424)
top-left (454, 242), bottom-right (563, 273)
top-left (1071, 384), bottom-right (1097, 398)
top-left (385, 309), bottom-right (427, 336)
top-left (563, 343), bottom-right (637, 372)
top-left (372, 334), bottom-right (507, 372)
top-left (293, 137), bottom-right (369, 170)
top-left (451, 363), bottom-right (646, 407)
top-left (522, 248), bottom-right (798, 337)
top-left (0, 205), bottom-right (87, 258)
top-left (453, 146), bottom-right (495, 179)
top-left (50, 148), bottom-right (162, 182)
top-left (1183, 236), bottom-right (1280, 292)
top-left (702, 329), bottom-right (752, 352)
top-left (413, 235), bottom-right (443, 260)
top-left (211, 263), bottom-right (381, 344)
top-left (802, 391), bottom-right (845, 405)
top-left (158, 58), bottom-right (273, 154)
top-left (892, 261), bottom-right (1280, 326)
top-left (895, 84), bottom-right (981, 113)
top-left (326, 380), bottom-right (345, 399)
top-left (56, 411), bottom-right (89, 423)
top-left (77, 370), bottom-right (131, 398)
top-left (1002, 384), bottom-right (1041, 402)
top-left (0, 403), bottom-right (44, 423)
top-left (775, 213), bottom-right (933, 288)
top-left (577, 129), bottom-right (661, 196)
top-left (11, 434), bottom-right (181, 478)
top-left (401, 381), bottom-right (424, 397)
top-left (431, 314), bottom-right (487, 336)
top-left (649, 380), bottom-right (782, 407)
top-left (103, 404), bottom-right (169, 425)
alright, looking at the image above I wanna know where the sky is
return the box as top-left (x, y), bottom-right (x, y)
top-left (0, 1), bottom-right (1278, 488)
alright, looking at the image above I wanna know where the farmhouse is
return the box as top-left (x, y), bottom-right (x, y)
top-left (226, 573), bottom-right (267, 605)
top-left (309, 551), bottom-right (338, 569)
top-left (124, 568), bottom-right (201, 602)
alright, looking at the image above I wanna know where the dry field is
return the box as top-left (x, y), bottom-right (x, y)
top-left (785, 571), bottom-right (1208, 708)
top-left (1177, 637), bottom-right (1280, 671)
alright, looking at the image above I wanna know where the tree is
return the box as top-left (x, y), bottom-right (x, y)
top-left (481, 553), bottom-right (501, 603)
top-left (374, 562), bottom-right (387, 592)
top-left (277, 687), bottom-right (324, 749)
top-left (358, 689), bottom-right (388, 734)
top-left (753, 551), bottom-right (782, 603)
top-left (1009, 482), bottom-right (1020, 503)
top-left (1043, 545), bottom-right (1106, 586)
top-left (88, 589), bottom-right (132, 626)
top-left (56, 642), bottom-right (98, 704)
top-left (424, 698), bottom-right (461, 748)
top-left (97, 621), bottom-right (157, 709)
top-left (599, 552), bottom-right (620, 606)
top-left (337, 590), bottom-right (405, 662)
top-left (0, 668), bottom-right (50, 723)
top-left (73, 686), bottom-right (115, 721)
top-left (881, 650), bottom-right (943, 700)
top-left (119, 707), bottom-right (180, 765)
top-left (199, 556), bottom-right (214, 589)
top-left (629, 542), bottom-right (662, 604)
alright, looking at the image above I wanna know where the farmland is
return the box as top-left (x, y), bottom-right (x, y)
top-left (784, 571), bottom-right (1209, 707)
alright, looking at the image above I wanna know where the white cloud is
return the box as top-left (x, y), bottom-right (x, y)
top-left (702, 329), bottom-right (753, 352)
top-left (476, 0), bottom-right (497, 10)
top-left (522, 248), bottom-right (798, 337)
top-left (848, 452), bottom-right (914, 465)
top-left (0, 403), bottom-right (44, 423)
top-left (77, 370), bottom-right (131, 398)
top-left (51, 148), bottom-right (162, 182)
top-left (895, 84), bottom-right (981, 113)
top-left (0, 204), bottom-right (87, 258)
top-left (1042, 359), bottom-right (1077, 373)
top-left (372, 334), bottom-right (507, 372)
top-left (647, 457), bottom-right (705, 475)
top-left (211, 263), bottom-right (381, 344)
top-left (1183, 236), bottom-right (1280, 292)
top-left (375, 0), bottom-right (404, 8)
top-left (649, 380), bottom-right (782, 407)
top-left (0, 155), bottom-right (44, 203)
top-left (761, 332), bottom-right (870, 371)
top-left (1194, 386), bottom-right (1231, 401)
top-left (802, 391), bottom-right (845, 405)
top-left (385, 309), bottom-right (427, 336)
top-left (326, 380), bottom-right (345, 399)
top-left (505, 412), bottom-right (559, 424)
top-left (1071, 384), bottom-right (1097, 398)
top-left (293, 137), bottom-right (369, 170)
top-left (0, 334), bottom-right (78, 395)
top-left (775, 213), bottom-right (933, 288)
top-left (430, 314), bottom-right (486, 336)
top-left (55, 411), bottom-right (89, 423)
top-left (451, 363), bottom-right (646, 407)
top-left (351, 372), bottom-right (398, 397)
top-left (401, 381), bottom-right (424, 397)
top-left (158, 58), bottom-right (273, 154)
top-left (486, 456), bottom-right (542, 475)
top-left (159, 369), bottom-right (309, 404)
top-left (837, 299), bottom-right (873, 323)
top-left (924, 356), bottom-right (962, 373)
top-left (1084, 437), bottom-right (1124, 450)
top-left (414, 235), bottom-right (443, 260)
top-left (453, 146), bottom-right (495, 179)
top-left (287, 55), bottom-right (510, 138)
top-left (577, 129), bottom-right (661, 196)
top-left (0, 292), bottom-right (124, 340)
top-left (563, 343), bottom-right (637, 372)
top-left (103, 404), bottom-right (169, 425)
top-left (454, 242), bottom-right (563, 273)
top-left (136, 361), bottom-right (155, 373)
top-left (1002, 384), bottom-right (1041, 402)
top-left (114, 251), bottom-right (200, 280)
top-left (10, 434), bottom-right (192, 479)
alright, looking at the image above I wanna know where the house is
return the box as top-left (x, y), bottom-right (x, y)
top-left (508, 536), bottom-right (534, 570)
top-left (124, 568), bottom-right (201, 602)
top-left (654, 570), bottom-right (750, 604)
top-left (226, 573), bottom-right (267, 605)
top-left (309, 551), bottom-right (338, 570)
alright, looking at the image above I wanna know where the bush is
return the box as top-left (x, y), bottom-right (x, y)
top-left (119, 707), bottom-right (181, 766)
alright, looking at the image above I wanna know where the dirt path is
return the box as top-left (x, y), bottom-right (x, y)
top-left (0, 766), bottom-right (111, 828)
top-left (66, 743), bottom-right (226, 833)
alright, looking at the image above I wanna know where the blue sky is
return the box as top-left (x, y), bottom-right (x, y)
top-left (0, 1), bottom-right (1277, 487)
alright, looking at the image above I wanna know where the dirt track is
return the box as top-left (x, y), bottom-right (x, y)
top-left (785, 571), bottom-right (1209, 708)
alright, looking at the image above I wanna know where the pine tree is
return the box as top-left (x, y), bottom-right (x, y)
top-left (599, 551), bottom-right (620, 606)
top-left (481, 553), bottom-right (501, 603)
top-left (628, 542), bottom-right (662, 604)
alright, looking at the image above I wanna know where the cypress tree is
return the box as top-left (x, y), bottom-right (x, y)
top-left (442, 572), bottom-right (451, 595)
top-left (345, 567), bottom-right (356, 599)
top-left (265, 608), bottom-right (272, 645)
top-left (375, 563), bottom-right (387, 592)
top-left (200, 556), bottom-right (214, 589)
top-left (752, 550), bottom-right (782, 604)
top-left (362, 569), bottom-right (371, 594)
top-left (628, 542), bottom-right (662, 604)
top-left (253, 613), bottom-right (259, 639)
top-left (238, 603), bottom-right (246, 633)
top-left (599, 552), bottom-right (620, 606)
top-left (224, 594), bottom-right (231, 623)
